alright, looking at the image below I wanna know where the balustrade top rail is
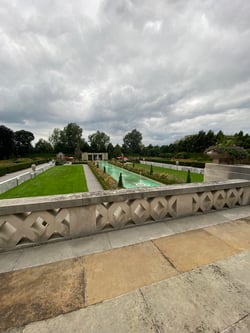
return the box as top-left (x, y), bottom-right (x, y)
top-left (1, 179), bottom-right (250, 251)
top-left (0, 179), bottom-right (249, 215)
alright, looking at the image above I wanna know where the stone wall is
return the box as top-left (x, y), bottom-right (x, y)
top-left (0, 179), bottom-right (249, 251)
top-left (204, 163), bottom-right (250, 182)
top-left (82, 152), bottom-right (108, 161)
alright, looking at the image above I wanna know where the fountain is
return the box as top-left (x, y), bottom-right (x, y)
top-left (136, 172), bottom-right (145, 187)
top-left (98, 162), bottom-right (161, 189)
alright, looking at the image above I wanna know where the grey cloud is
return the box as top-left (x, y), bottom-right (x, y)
top-left (0, 0), bottom-right (250, 144)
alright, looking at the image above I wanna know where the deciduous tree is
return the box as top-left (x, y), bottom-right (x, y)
top-left (88, 131), bottom-right (110, 152)
top-left (0, 125), bottom-right (15, 159)
top-left (15, 130), bottom-right (34, 156)
top-left (123, 129), bottom-right (142, 154)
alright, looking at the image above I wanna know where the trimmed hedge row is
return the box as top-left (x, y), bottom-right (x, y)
top-left (0, 159), bottom-right (48, 177)
top-left (143, 157), bottom-right (205, 169)
top-left (88, 162), bottom-right (118, 190)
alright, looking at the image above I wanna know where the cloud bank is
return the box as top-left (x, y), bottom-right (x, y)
top-left (0, 0), bottom-right (250, 145)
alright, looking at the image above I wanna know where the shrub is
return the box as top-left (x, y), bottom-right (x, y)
top-left (186, 170), bottom-right (191, 183)
top-left (0, 167), bottom-right (7, 176)
top-left (88, 162), bottom-right (118, 190)
top-left (118, 173), bottom-right (123, 188)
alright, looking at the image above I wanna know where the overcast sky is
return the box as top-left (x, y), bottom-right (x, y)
top-left (1, 0), bottom-right (250, 146)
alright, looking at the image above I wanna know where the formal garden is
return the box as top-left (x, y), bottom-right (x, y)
top-left (0, 124), bottom-right (249, 199)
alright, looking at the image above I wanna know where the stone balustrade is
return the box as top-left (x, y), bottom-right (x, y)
top-left (0, 179), bottom-right (250, 252)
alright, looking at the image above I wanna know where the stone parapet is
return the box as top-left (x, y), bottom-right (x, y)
top-left (0, 179), bottom-right (250, 251)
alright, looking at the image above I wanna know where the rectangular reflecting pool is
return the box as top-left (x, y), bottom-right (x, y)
top-left (99, 162), bottom-right (162, 188)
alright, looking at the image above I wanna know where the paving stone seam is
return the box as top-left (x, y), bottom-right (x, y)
top-left (82, 265), bottom-right (86, 307)
top-left (220, 312), bottom-right (250, 332)
top-left (0, 219), bottom-right (249, 331)
top-left (150, 240), bottom-right (180, 273)
top-left (138, 289), bottom-right (163, 333)
top-left (1, 249), bottom-right (250, 332)
top-left (199, 227), bottom-right (241, 251)
top-left (203, 223), bottom-right (249, 251)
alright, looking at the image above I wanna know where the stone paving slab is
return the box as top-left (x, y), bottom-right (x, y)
top-left (85, 241), bottom-right (178, 306)
top-left (215, 249), bottom-right (250, 288)
top-left (205, 219), bottom-right (250, 250)
top-left (4, 250), bottom-right (250, 333)
top-left (107, 221), bottom-right (173, 248)
top-left (153, 228), bottom-right (239, 272)
top-left (19, 291), bottom-right (156, 333)
top-left (141, 256), bottom-right (250, 333)
top-left (83, 164), bottom-right (103, 192)
top-left (1, 217), bottom-right (250, 332)
top-left (0, 257), bottom-right (85, 331)
top-left (1, 206), bottom-right (249, 275)
top-left (0, 233), bottom-right (111, 274)
top-left (221, 314), bottom-right (250, 333)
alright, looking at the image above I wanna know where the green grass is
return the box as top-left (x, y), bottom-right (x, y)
top-left (135, 163), bottom-right (204, 183)
top-left (0, 165), bottom-right (88, 199)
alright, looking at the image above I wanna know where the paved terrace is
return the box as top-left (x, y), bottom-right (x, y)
top-left (0, 205), bottom-right (250, 332)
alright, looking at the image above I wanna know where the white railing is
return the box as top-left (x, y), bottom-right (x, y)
top-left (0, 179), bottom-right (249, 251)
top-left (140, 160), bottom-right (204, 174)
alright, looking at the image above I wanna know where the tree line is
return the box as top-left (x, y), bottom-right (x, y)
top-left (1, 123), bottom-right (250, 160)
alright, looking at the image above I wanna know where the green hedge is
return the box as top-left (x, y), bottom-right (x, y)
top-left (143, 157), bottom-right (205, 169)
top-left (88, 162), bottom-right (108, 190)
top-left (0, 167), bottom-right (7, 176)
top-left (88, 162), bottom-right (118, 190)
top-left (0, 159), bottom-right (48, 176)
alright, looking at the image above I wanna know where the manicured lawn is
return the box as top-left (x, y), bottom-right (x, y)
top-left (134, 163), bottom-right (204, 183)
top-left (0, 165), bottom-right (88, 199)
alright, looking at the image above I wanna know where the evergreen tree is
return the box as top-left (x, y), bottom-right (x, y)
top-left (150, 164), bottom-right (153, 175)
top-left (186, 170), bottom-right (191, 183)
top-left (118, 172), bottom-right (123, 188)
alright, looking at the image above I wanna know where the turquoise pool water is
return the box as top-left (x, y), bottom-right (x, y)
top-left (99, 162), bottom-right (162, 189)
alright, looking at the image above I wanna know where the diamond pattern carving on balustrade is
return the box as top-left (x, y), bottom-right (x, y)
top-left (95, 188), bottom-right (247, 231)
top-left (0, 209), bottom-right (70, 248)
top-left (1, 186), bottom-right (247, 249)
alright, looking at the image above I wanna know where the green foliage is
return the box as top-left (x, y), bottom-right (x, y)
top-left (0, 167), bottom-right (7, 176)
top-left (0, 158), bottom-right (48, 175)
top-left (113, 144), bottom-right (122, 158)
top-left (0, 125), bottom-right (15, 159)
top-left (123, 129), bottom-right (142, 154)
top-left (88, 162), bottom-right (118, 190)
top-left (110, 160), bottom-right (203, 184)
top-left (150, 164), bottom-right (153, 175)
top-left (205, 144), bottom-right (247, 160)
top-left (15, 130), bottom-right (35, 156)
top-left (186, 170), bottom-right (191, 183)
top-left (35, 139), bottom-right (53, 154)
top-left (49, 123), bottom-right (83, 154)
top-left (118, 172), bottom-right (123, 188)
top-left (88, 131), bottom-right (110, 152)
top-left (0, 165), bottom-right (88, 199)
top-left (143, 157), bottom-right (206, 168)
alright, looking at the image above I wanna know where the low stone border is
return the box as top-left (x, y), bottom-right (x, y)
top-left (0, 162), bottom-right (55, 195)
